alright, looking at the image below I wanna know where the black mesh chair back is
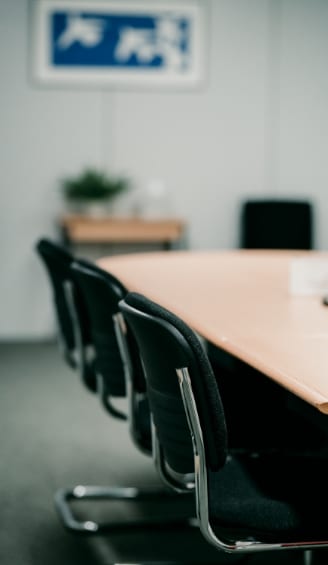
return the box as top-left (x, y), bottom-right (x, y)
top-left (120, 292), bottom-right (328, 557)
top-left (71, 261), bottom-right (149, 436)
top-left (240, 199), bottom-right (313, 250)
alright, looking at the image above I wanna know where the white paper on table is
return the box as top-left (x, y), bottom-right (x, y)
top-left (289, 258), bottom-right (328, 295)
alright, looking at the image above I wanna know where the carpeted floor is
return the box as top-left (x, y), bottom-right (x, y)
top-left (0, 343), bottom-right (327, 565)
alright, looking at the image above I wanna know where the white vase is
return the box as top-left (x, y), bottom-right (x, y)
top-left (82, 201), bottom-right (108, 217)
top-left (141, 179), bottom-right (172, 219)
top-left (68, 200), bottom-right (111, 217)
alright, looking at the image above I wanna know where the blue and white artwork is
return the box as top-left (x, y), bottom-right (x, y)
top-left (52, 12), bottom-right (190, 71)
top-left (33, 1), bottom-right (204, 86)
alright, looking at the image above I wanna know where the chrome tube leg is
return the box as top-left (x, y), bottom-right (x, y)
top-left (304, 550), bottom-right (313, 565)
top-left (54, 484), bottom-right (195, 534)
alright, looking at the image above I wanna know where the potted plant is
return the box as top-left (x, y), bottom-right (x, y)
top-left (61, 168), bottom-right (130, 216)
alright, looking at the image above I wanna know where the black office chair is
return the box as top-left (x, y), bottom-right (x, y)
top-left (71, 260), bottom-right (146, 429)
top-left (120, 292), bottom-right (328, 563)
top-left (55, 260), bottom-right (193, 534)
top-left (240, 199), bottom-right (313, 250)
top-left (36, 238), bottom-right (96, 392)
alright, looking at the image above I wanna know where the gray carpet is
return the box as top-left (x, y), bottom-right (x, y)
top-left (0, 343), bottom-right (326, 565)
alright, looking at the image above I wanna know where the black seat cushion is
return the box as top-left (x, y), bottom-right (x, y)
top-left (209, 453), bottom-right (328, 542)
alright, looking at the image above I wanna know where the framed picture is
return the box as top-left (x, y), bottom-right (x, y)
top-left (32, 0), bottom-right (206, 87)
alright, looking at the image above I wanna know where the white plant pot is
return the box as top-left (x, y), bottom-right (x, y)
top-left (82, 201), bottom-right (108, 217)
top-left (67, 200), bottom-right (112, 217)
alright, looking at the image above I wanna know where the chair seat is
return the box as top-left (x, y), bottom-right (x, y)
top-left (209, 453), bottom-right (328, 543)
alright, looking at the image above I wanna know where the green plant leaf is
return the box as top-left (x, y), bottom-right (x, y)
top-left (61, 168), bottom-right (130, 201)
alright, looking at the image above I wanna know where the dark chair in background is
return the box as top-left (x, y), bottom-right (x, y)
top-left (120, 292), bottom-right (328, 563)
top-left (240, 199), bottom-right (313, 250)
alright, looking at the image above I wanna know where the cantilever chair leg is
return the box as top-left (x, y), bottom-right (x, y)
top-left (304, 550), bottom-right (313, 565)
top-left (111, 562), bottom-right (195, 565)
top-left (55, 484), bottom-right (196, 534)
top-left (111, 562), bottom-right (189, 565)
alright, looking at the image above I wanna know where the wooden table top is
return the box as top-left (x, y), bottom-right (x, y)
top-left (98, 250), bottom-right (328, 414)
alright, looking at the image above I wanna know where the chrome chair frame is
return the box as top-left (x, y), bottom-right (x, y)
top-left (174, 366), bottom-right (327, 561)
top-left (146, 365), bottom-right (323, 564)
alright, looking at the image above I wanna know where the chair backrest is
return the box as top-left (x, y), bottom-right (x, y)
top-left (119, 292), bottom-right (228, 477)
top-left (240, 199), bottom-right (313, 249)
top-left (36, 238), bottom-right (77, 365)
top-left (71, 261), bottom-right (146, 422)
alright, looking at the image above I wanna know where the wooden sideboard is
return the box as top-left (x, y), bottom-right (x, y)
top-left (59, 215), bottom-right (186, 251)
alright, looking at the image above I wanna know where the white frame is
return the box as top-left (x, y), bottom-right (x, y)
top-left (32, 0), bottom-right (206, 88)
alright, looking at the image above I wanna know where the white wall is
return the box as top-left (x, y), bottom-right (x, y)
top-left (0, 0), bottom-right (327, 339)
top-left (276, 0), bottom-right (328, 248)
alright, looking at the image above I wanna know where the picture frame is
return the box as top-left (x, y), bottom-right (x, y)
top-left (32, 0), bottom-right (206, 88)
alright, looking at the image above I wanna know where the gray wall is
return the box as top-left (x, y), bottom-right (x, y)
top-left (1, 0), bottom-right (328, 339)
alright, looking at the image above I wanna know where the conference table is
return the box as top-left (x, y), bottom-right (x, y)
top-left (98, 249), bottom-right (328, 416)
